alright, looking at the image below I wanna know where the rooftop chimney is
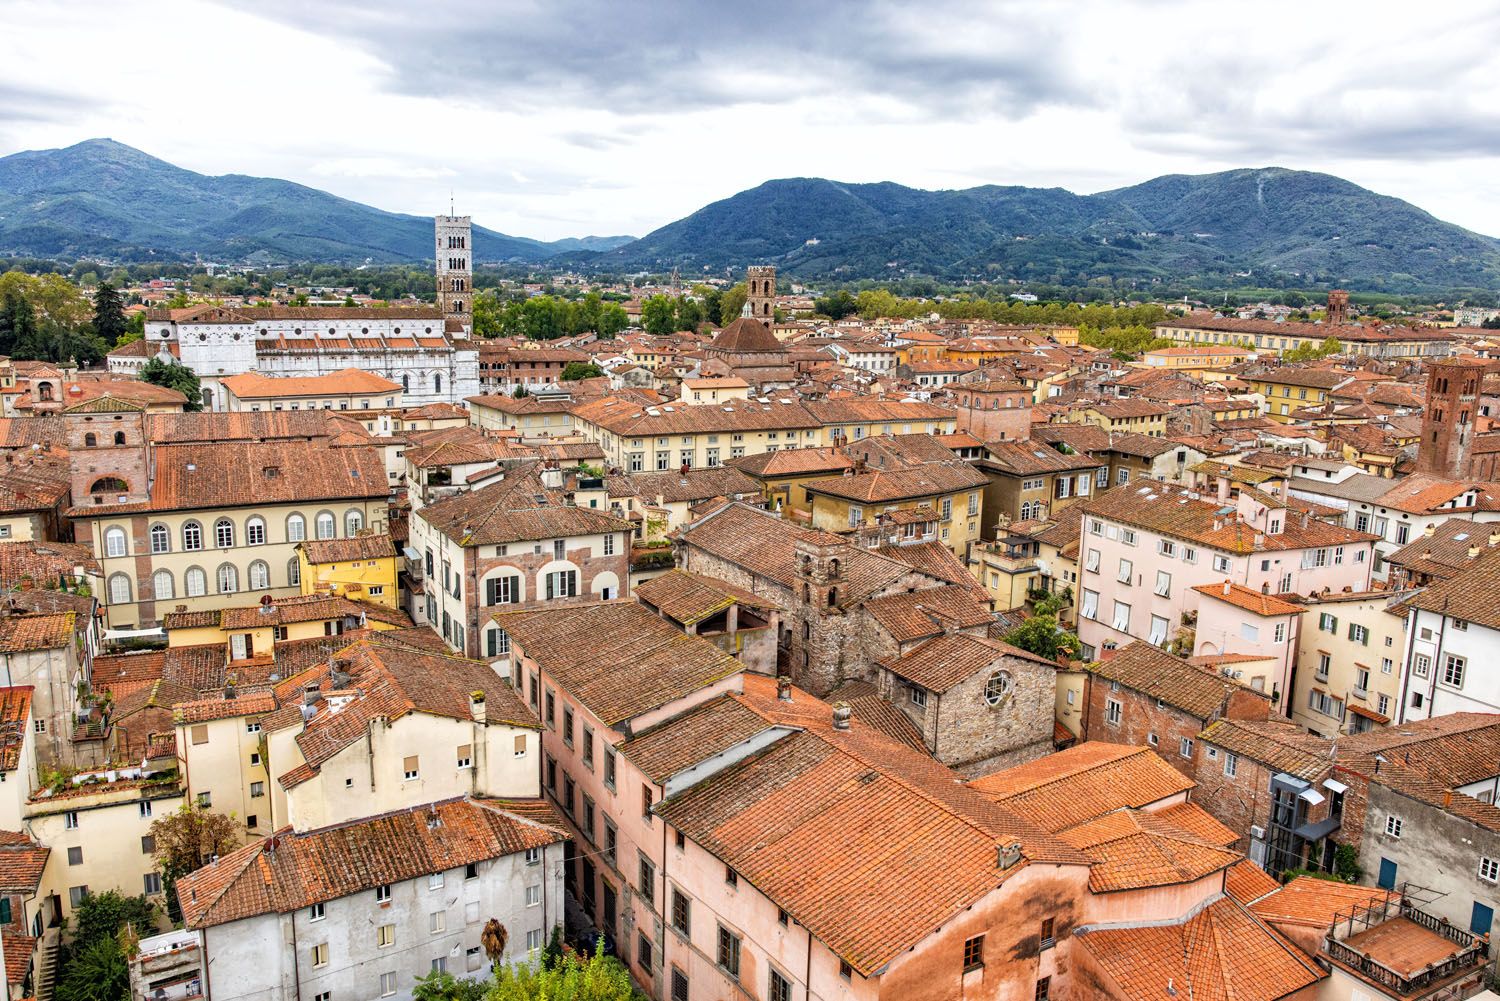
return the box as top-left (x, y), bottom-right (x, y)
top-left (1469, 544), bottom-right (1481, 559)
top-left (470, 690), bottom-right (486, 724)
top-left (776, 675), bottom-right (793, 701)
top-left (303, 683), bottom-right (321, 707)
top-left (1425, 523), bottom-right (1437, 537)
top-left (831, 701), bottom-right (852, 730)
top-left (997, 841), bottom-right (1023, 869)
top-left (1222, 581), bottom-right (1231, 596)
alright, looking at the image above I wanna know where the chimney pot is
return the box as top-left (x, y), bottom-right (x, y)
top-left (831, 701), bottom-right (852, 730)
top-left (1469, 545), bottom-right (1481, 559)
top-left (1222, 581), bottom-right (1231, 596)
top-left (775, 675), bottom-right (792, 701)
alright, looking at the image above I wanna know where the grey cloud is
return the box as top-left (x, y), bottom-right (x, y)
top-left (0, 82), bottom-right (95, 124)
top-left (212, 0), bottom-right (1089, 117)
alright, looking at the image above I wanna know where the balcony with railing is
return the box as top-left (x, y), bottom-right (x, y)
top-left (1324, 892), bottom-right (1490, 999)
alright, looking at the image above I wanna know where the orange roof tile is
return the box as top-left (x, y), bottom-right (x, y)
top-left (1192, 581), bottom-right (1307, 617)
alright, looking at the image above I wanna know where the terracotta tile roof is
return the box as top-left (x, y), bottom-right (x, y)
top-left (0, 540), bottom-right (98, 588)
top-left (1374, 474), bottom-right (1484, 515)
top-left (656, 677), bottom-right (1089, 976)
top-left (72, 440), bottom-right (386, 517)
top-left (881, 632), bottom-right (1051, 693)
top-left (1343, 916), bottom-right (1466, 977)
top-left (968, 743), bottom-right (1193, 833)
top-left (862, 585), bottom-right (995, 644)
top-left (1249, 876), bottom-right (1390, 928)
top-left (219, 368), bottom-right (401, 399)
top-left (1061, 808), bottom-right (1240, 892)
top-left (0, 687), bottom-right (30, 773)
top-left (803, 461), bottom-right (986, 504)
top-left (709, 317), bottom-right (781, 352)
top-left (618, 695), bottom-right (775, 782)
top-left (219, 595), bottom-right (409, 631)
top-left (727, 447), bottom-right (855, 478)
top-left (162, 609), bottom-right (221, 630)
top-left (174, 690), bottom-right (278, 724)
top-left (606, 466), bottom-right (763, 505)
top-left (1197, 718), bottom-right (1331, 780)
top-left (1079, 480), bottom-right (1377, 554)
top-left (633, 569), bottom-right (780, 626)
top-left (494, 602), bottom-right (742, 726)
top-left (176, 796), bottom-right (567, 929)
top-left (573, 395), bottom-right (817, 437)
top-left (0, 612), bottom-right (73, 652)
top-left (1088, 642), bottom-right (1268, 721)
top-left (979, 439), bottom-right (1102, 476)
top-left (1385, 518), bottom-right (1498, 580)
top-left (824, 680), bottom-right (927, 752)
top-left (1151, 801), bottom-right (1239, 847)
top-left (144, 410), bottom-right (364, 445)
top-left (1076, 897), bottom-right (1324, 1000)
top-left (1225, 858), bottom-right (1282, 905)
top-left (298, 534), bottom-right (398, 564)
top-left (1192, 581), bottom-right (1307, 617)
top-left (93, 651), bottom-right (165, 694)
top-left (677, 503), bottom-right (922, 606)
top-left (1404, 544), bottom-right (1500, 630)
top-left (2, 931), bottom-right (34, 985)
top-left (419, 465), bottom-right (630, 547)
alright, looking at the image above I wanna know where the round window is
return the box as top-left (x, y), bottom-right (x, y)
top-left (984, 670), bottom-right (1013, 706)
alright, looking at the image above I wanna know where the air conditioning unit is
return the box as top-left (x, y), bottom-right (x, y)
top-left (1249, 825), bottom-right (1266, 841)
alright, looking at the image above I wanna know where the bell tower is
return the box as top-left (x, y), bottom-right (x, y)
top-left (435, 211), bottom-right (473, 338)
top-left (745, 265), bottom-right (776, 326)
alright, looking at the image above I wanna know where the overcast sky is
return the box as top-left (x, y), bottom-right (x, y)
top-left (3, 0), bottom-right (1498, 241)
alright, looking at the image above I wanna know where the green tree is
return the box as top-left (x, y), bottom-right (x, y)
top-left (717, 282), bottom-right (747, 325)
top-left (674, 296), bottom-right (702, 332)
top-left (1003, 610), bottom-right (1079, 662)
top-left (140, 357), bottom-right (205, 411)
top-left (412, 970), bottom-right (489, 1001)
top-left (561, 361), bottom-right (604, 381)
top-left (91, 283), bottom-right (128, 346)
top-left (55, 935), bottom-right (129, 1001)
top-left (0, 292), bottom-right (37, 358)
top-left (641, 295), bottom-right (676, 335)
top-left (814, 289), bottom-right (857, 320)
top-left (596, 303), bottom-right (628, 338)
top-left (71, 891), bottom-right (155, 950)
top-left (693, 285), bottom-right (722, 327)
top-left (488, 941), bottom-right (641, 1001)
top-left (472, 289), bottom-right (507, 338)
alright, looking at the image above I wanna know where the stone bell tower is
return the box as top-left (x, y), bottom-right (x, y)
top-left (435, 211), bottom-right (472, 337)
top-left (745, 265), bottom-right (776, 325)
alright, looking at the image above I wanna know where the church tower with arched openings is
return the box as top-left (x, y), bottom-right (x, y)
top-left (745, 265), bottom-right (776, 325)
top-left (435, 212), bottom-right (473, 338)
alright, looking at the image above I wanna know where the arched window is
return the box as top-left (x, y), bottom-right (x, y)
top-left (434, 373), bottom-right (443, 394)
top-left (216, 564), bottom-right (238, 594)
top-left (89, 477), bottom-right (127, 495)
top-left (402, 374), bottom-right (410, 392)
top-left (152, 569), bottom-right (174, 600)
top-left (248, 560), bottom-right (270, 590)
top-left (214, 518), bottom-right (234, 548)
top-left (104, 527), bottom-right (128, 558)
top-left (286, 513), bottom-right (306, 543)
top-left (288, 558), bottom-right (301, 588)
top-left (83, 433), bottom-right (97, 447)
top-left (185, 567), bottom-right (207, 597)
top-left (148, 523), bottom-right (170, 554)
top-left (107, 573), bottom-right (131, 605)
top-left (182, 521), bottom-right (203, 551)
top-left (344, 510), bottom-right (363, 536)
top-left (113, 431), bottom-right (126, 446)
top-left (315, 511), bottom-right (336, 540)
top-left (37, 383), bottom-right (53, 402)
top-left (246, 517), bottom-right (266, 546)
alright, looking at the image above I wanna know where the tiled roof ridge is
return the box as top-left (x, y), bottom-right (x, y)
top-left (730, 687), bottom-right (1057, 855)
top-left (984, 745), bottom-right (1149, 799)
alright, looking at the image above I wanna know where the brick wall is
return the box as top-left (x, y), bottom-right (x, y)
top-left (1081, 675), bottom-right (1208, 782)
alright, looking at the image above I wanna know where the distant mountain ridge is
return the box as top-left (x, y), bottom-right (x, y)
top-left (577, 170), bottom-right (1500, 291)
top-left (2, 140), bottom-right (1495, 290)
top-left (0, 139), bottom-right (633, 264)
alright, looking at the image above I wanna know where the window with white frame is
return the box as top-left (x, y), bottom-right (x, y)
top-left (1105, 698), bottom-right (1122, 725)
top-left (1149, 615), bottom-right (1169, 645)
top-left (1443, 655), bottom-right (1466, 688)
top-left (1117, 558), bottom-right (1133, 583)
top-left (1212, 554), bottom-right (1231, 573)
top-left (1385, 815), bottom-right (1402, 838)
top-left (104, 527), bottom-right (127, 558)
top-left (1121, 529), bottom-right (1137, 546)
top-left (1111, 601), bottom-right (1131, 632)
top-left (1413, 653), bottom-right (1431, 677)
top-left (1480, 857), bottom-right (1499, 883)
top-left (1081, 589), bottom-right (1099, 620)
top-left (1154, 571), bottom-right (1171, 597)
top-left (1085, 549), bottom-right (1100, 573)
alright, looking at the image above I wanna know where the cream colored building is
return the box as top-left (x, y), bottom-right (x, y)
top-left (175, 692), bottom-right (275, 838)
top-left (69, 423), bottom-right (391, 630)
top-left (1291, 589), bottom-right (1412, 737)
top-left (29, 773), bottom-right (184, 921)
top-left (218, 368), bottom-right (404, 413)
top-left (570, 396), bottom-right (956, 472)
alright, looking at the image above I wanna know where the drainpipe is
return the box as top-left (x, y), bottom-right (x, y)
top-left (1397, 605), bottom-right (1421, 725)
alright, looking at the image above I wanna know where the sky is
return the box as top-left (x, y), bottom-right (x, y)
top-left (3, 0), bottom-right (1499, 241)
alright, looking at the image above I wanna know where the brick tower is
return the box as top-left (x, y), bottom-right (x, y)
top-left (1325, 289), bottom-right (1349, 327)
top-left (435, 212), bottom-right (472, 337)
top-left (65, 399), bottom-right (150, 504)
top-left (1416, 358), bottom-right (1485, 478)
top-left (745, 265), bottom-right (776, 325)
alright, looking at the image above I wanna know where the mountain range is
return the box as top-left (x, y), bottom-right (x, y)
top-left (1, 139), bottom-right (1497, 291)
top-left (579, 172), bottom-right (1500, 290)
top-left (0, 139), bottom-right (631, 264)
